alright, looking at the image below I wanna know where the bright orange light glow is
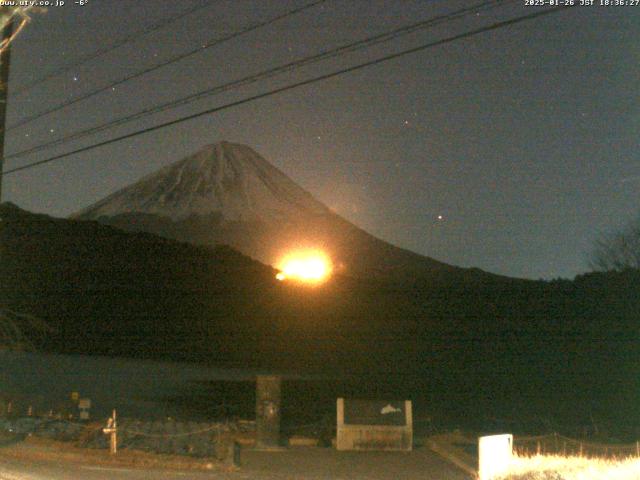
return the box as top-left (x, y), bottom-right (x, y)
top-left (276, 250), bottom-right (332, 283)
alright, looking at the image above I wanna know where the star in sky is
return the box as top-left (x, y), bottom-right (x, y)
top-left (5, 1), bottom-right (636, 280)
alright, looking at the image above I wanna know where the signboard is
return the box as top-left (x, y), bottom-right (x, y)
top-left (78, 398), bottom-right (91, 420)
top-left (344, 399), bottom-right (407, 426)
top-left (337, 398), bottom-right (412, 451)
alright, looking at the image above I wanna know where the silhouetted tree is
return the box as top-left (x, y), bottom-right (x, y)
top-left (590, 214), bottom-right (640, 271)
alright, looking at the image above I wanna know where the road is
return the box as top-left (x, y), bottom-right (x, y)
top-left (0, 444), bottom-right (472, 479)
top-left (0, 457), bottom-right (234, 479)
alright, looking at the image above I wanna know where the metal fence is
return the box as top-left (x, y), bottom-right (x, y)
top-left (0, 415), bottom-right (255, 458)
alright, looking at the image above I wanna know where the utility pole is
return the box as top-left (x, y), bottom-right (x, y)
top-left (255, 375), bottom-right (282, 450)
top-left (0, 19), bottom-right (14, 203)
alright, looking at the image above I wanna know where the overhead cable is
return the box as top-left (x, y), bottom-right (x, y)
top-left (6, 0), bottom-right (511, 161)
top-left (13, 0), bottom-right (218, 95)
top-left (2, 6), bottom-right (571, 177)
top-left (8, 0), bottom-right (329, 130)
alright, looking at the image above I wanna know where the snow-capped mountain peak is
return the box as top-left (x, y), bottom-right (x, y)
top-left (74, 141), bottom-right (329, 222)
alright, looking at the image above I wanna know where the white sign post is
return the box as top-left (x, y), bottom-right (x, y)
top-left (478, 434), bottom-right (513, 480)
top-left (102, 409), bottom-right (117, 454)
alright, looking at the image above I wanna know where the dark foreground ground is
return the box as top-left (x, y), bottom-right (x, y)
top-left (0, 437), bottom-right (471, 480)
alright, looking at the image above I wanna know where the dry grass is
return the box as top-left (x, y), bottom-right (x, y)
top-left (0, 435), bottom-right (234, 472)
top-left (501, 453), bottom-right (640, 480)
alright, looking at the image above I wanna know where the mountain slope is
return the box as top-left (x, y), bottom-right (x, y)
top-left (73, 141), bottom-right (471, 280)
top-left (3, 202), bottom-right (640, 435)
top-left (74, 142), bottom-right (329, 223)
top-left (3, 202), bottom-right (480, 373)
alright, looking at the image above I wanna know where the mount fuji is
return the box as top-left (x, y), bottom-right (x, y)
top-left (73, 141), bottom-right (478, 280)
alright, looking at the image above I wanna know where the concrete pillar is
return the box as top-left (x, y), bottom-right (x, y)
top-left (255, 375), bottom-right (282, 449)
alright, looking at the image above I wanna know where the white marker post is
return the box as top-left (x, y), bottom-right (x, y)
top-left (102, 409), bottom-right (117, 454)
top-left (478, 434), bottom-right (513, 480)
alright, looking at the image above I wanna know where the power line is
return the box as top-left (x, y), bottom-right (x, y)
top-left (5, 0), bottom-right (512, 161)
top-left (7, 0), bottom-right (328, 130)
top-left (13, 0), bottom-right (217, 96)
top-left (2, 6), bottom-right (571, 178)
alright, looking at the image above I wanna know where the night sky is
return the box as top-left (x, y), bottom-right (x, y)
top-left (2, 0), bottom-right (638, 280)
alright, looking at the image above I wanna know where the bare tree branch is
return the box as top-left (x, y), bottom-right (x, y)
top-left (590, 214), bottom-right (640, 272)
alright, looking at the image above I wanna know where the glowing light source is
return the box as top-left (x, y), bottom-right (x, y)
top-left (275, 249), bottom-right (332, 283)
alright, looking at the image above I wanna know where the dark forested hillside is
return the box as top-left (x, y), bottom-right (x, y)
top-left (2, 202), bottom-right (639, 436)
